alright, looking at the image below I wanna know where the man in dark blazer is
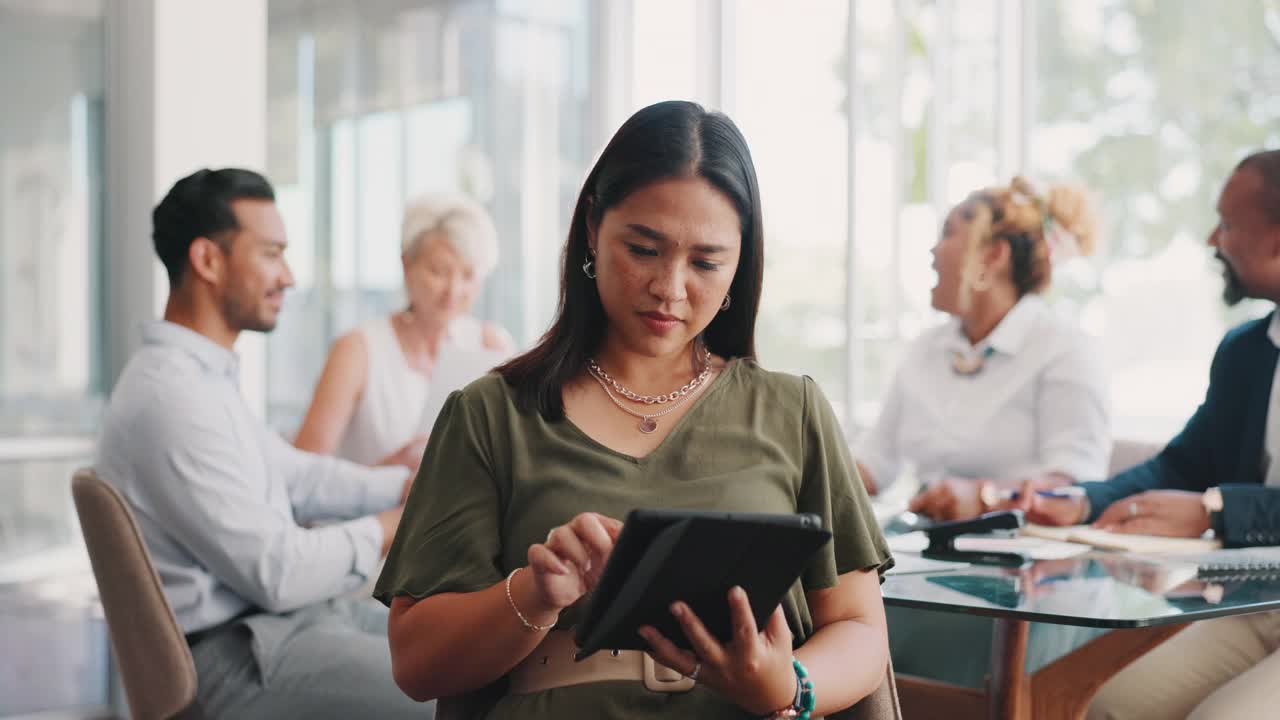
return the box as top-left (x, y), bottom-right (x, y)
top-left (1023, 149), bottom-right (1280, 720)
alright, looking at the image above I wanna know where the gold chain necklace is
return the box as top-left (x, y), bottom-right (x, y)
top-left (587, 364), bottom-right (713, 433)
top-left (586, 347), bottom-right (712, 404)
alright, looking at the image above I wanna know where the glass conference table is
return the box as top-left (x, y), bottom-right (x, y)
top-left (881, 552), bottom-right (1280, 720)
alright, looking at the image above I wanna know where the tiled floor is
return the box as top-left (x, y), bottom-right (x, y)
top-left (0, 549), bottom-right (112, 718)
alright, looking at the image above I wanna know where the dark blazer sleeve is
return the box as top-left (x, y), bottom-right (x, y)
top-left (1077, 334), bottom-right (1231, 523)
top-left (1218, 485), bottom-right (1280, 547)
top-left (1217, 315), bottom-right (1280, 546)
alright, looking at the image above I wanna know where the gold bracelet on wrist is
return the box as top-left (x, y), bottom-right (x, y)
top-left (505, 567), bottom-right (557, 632)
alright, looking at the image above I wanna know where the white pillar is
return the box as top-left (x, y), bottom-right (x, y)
top-left (105, 0), bottom-right (269, 416)
top-left (996, 0), bottom-right (1027, 179)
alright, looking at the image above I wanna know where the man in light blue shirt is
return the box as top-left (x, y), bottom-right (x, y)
top-left (96, 168), bottom-right (431, 718)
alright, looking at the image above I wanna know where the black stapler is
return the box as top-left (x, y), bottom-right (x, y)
top-left (920, 510), bottom-right (1029, 567)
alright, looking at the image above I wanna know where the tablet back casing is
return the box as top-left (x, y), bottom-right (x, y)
top-left (574, 509), bottom-right (831, 658)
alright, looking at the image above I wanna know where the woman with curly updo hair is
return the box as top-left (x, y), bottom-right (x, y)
top-left (857, 176), bottom-right (1109, 516)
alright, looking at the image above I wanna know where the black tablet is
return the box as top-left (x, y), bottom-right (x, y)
top-left (573, 508), bottom-right (832, 660)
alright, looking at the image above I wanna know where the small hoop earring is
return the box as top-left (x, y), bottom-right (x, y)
top-left (970, 273), bottom-right (991, 292)
top-left (720, 293), bottom-right (731, 311)
top-left (582, 255), bottom-right (596, 279)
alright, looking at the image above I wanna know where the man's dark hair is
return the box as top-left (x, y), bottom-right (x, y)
top-left (1236, 149), bottom-right (1280, 224)
top-left (152, 168), bottom-right (275, 287)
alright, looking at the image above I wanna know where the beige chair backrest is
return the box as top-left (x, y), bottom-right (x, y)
top-left (436, 659), bottom-right (902, 720)
top-left (71, 468), bottom-right (201, 720)
top-left (1108, 439), bottom-right (1162, 477)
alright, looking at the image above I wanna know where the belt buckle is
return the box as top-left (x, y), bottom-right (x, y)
top-left (642, 653), bottom-right (695, 693)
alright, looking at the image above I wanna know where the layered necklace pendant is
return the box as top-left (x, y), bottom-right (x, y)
top-left (587, 348), bottom-right (714, 434)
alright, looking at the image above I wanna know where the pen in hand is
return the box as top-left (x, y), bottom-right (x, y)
top-left (980, 484), bottom-right (1085, 507)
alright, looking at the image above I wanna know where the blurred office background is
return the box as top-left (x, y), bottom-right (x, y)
top-left (1, 0), bottom-right (1277, 716)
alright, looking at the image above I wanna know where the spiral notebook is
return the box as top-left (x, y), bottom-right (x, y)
top-left (1156, 548), bottom-right (1280, 581)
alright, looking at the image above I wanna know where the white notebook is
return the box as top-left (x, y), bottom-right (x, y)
top-left (887, 530), bottom-right (1090, 560)
top-left (1022, 524), bottom-right (1221, 554)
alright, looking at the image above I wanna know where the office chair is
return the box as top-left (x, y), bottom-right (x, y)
top-left (71, 468), bottom-right (202, 719)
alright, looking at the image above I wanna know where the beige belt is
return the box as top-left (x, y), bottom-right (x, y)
top-left (508, 630), bottom-right (696, 694)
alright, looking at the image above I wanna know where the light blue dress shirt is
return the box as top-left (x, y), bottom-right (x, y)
top-left (96, 321), bottom-right (408, 633)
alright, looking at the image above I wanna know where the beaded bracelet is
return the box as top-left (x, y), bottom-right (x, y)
top-left (765, 658), bottom-right (816, 719)
top-left (505, 567), bottom-right (557, 631)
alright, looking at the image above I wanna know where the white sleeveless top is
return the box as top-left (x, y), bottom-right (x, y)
top-left (335, 314), bottom-right (486, 465)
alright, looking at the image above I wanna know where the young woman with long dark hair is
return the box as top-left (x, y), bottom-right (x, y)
top-left (375, 101), bottom-right (891, 719)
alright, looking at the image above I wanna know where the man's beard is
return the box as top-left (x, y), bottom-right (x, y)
top-left (224, 292), bottom-right (278, 333)
top-left (1217, 250), bottom-right (1248, 306)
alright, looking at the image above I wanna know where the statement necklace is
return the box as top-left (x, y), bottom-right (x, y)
top-left (586, 347), bottom-right (712, 404)
top-left (586, 349), bottom-right (714, 433)
top-left (950, 346), bottom-right (996, 376)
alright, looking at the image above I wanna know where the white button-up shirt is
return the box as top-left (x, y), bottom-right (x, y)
top-left (96, 321), bottom-right (409, 633)
top-left (857, 295), bottom-right (1111, 491)
top-left (1263, 312), bottom-right (1280, 486)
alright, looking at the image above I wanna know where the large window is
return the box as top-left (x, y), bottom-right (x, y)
top-left (0, 0), bottom-right (105, 571)
top-left (732, 1), bottom-right (850, 402)
top-left (1032, 0), bottom-right (1280, 438)
top-left (625, 0), bottom-right (1278, 440)
top-left (263, 0), bottom-right (1279, 442)
top-left (627, 0), bottom-right (1010, 422)
top-left (845, 0), bottom-right (1004, 421)
top-left (0, 3), bottom-right (106, 438)
top-left (0, 2), bottom-right (108, 715)
top-left (267, 0), bottom-right (595, 431)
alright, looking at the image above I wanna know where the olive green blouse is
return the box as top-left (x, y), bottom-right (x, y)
top-left (375, 358), bottom-right (892, 719)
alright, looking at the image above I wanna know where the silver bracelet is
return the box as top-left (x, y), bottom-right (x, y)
top-left (505, 567), bottom-right (557, 631)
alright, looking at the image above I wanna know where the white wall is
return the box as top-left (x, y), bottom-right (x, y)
top-left (106, 0), bottom-right (270, 414)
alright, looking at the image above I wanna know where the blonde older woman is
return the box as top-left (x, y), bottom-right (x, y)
top-left (293, 192), bottom-right (513, 467)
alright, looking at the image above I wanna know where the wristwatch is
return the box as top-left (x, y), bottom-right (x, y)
top-left (1202, 487), bottom-right (1224, 536)
top-left (1202, 487), bottom-right (1224, 514)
